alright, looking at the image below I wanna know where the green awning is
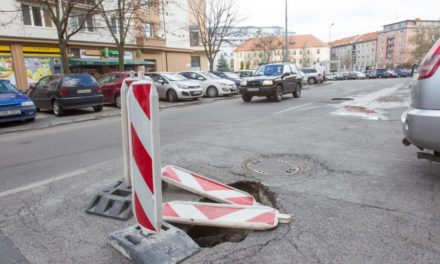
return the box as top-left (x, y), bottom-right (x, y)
top-left (69, 58), bottom-right (155, 66)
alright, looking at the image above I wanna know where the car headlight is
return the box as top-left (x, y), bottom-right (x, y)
top-left (177, 84), bottom-right (188, 89)
top-left (262, 80), bottom-right (274, 86)
top-left (240, 80), bottom-right (247, 86)
top-left (21, 101), bottom-right (34, 107)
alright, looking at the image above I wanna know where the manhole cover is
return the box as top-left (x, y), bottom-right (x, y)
top-left (243, 158), bottom-right (303, 176)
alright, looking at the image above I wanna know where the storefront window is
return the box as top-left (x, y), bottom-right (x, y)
top-left (0, 57), bottom-right (16, 86)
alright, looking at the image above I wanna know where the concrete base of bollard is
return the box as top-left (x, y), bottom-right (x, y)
top-left (108, 223), bottom-right (200, 264)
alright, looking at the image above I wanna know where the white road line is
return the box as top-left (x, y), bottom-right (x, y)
top-left (274, 103), bottom-right (313, 115)
top-left (0, 169), bottom-right (87, 197)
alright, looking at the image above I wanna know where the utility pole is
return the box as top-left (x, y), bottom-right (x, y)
top-left (284, 0), bottom-right (288, 62)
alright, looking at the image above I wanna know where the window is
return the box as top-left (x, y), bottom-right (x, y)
top-left (191, 56), bottom-right (201, 68)
top-left (190, 27), bottom-right (200, 46)
top-left (70, 13), bottom-right (94, 32)
top-left (144, 23), bottom-right (153, 37)
top-left (317, 49), bottom-right (320, 54)
top-left (141, 0), bottom-right (152, 9)
top-left (111, 17), bottom-right (119, 35)
top-left (21, 4), bottom-right (52, 27)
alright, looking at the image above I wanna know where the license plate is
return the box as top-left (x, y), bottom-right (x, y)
top-left (247, 88), bottom-right (259, 92)
top-left (193, 91), bottom-right (202, 95)
top-left (77, 89), bottom-right (92, 94)
top-left (0, 109), bottom-right (21, 116)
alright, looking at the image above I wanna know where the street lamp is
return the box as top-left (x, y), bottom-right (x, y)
top-left (329, 22), bottom-right (335, 43)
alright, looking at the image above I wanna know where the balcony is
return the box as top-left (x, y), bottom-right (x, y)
top-left (136, 37), bottom-right (166, 48)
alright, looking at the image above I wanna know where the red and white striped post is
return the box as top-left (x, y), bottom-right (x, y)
top-left (126, 78), bottom-right (162, 234)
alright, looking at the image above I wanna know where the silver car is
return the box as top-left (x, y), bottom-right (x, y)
top-left (147, 72), bottom-right (203, 102)
top-left (402, 38), bottom-right (440, 162)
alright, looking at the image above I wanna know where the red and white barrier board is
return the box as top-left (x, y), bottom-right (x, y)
top-left (162, 165), bottom-right (259, 206)
top-left (127, 80), bottom-right (162, 234)
top-left (163, 201), bottom-right (279, 230)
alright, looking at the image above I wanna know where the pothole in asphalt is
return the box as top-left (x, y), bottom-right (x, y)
top-left (331, 97), bottom-right (354, 101)
top-left (183, 181), bottom-right (277, 248)
top-left (242, 158), bottom-right (303, 176)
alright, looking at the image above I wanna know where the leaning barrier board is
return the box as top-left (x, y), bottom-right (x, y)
top-left (163, 201), bottom-right (280, 230)
top-left (162, 165), bottom-right (259, 206)
top-left (127, 80), bottom-right (162, 234)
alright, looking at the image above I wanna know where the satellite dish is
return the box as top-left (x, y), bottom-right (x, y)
top-left (156, 31), bottom-right (165, 38)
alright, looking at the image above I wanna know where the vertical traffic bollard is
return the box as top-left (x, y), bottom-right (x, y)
top-left (126, 79), bottom-right (162, 234)
top-left (121, 74), bottom-right (137, 188)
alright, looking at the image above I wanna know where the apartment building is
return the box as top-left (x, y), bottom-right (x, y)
top-left (233, 35), bottom-right (329, 71)
top-left (329, 32), bottom-right (378, 72)
top-left (0, 0), bottom-right (193, 88)
top-left (376, 19), bottom-right (440, 68)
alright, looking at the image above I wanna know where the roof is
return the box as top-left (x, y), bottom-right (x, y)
top-left (234, 34), bottom-right (328, 52)
top-left (328, 32), bottom-right (378, 47)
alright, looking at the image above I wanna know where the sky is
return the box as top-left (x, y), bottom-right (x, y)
top-left (237, 0), bottom-right (440, 42)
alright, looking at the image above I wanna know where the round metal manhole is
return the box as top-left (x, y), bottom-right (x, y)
top-left (242, 158), bottom-right (303, 176)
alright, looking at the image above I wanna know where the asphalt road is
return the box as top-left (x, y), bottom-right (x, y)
top-left (1, 78), bottom-right (439, 264)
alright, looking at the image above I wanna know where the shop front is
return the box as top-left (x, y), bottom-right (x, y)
top-left (0, 45), bottom-right (15, 85)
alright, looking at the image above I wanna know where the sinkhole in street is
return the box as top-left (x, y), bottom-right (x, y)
top-left (182, 181), bottom-right (277, 248)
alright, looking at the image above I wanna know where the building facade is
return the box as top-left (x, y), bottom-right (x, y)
top-left (233, 35), bottom-right (329, 71)
top-left (329, 32), bottom-right (378, 72)
top-left (0, 0), bottom-right (193, 89)
top-left (376, 19), bottom-right (440, 68)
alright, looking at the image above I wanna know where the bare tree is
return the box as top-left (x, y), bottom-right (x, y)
top-left (409, 23), bottom-right (440, 64)
top-left (188, 0), bottom-right (241, 71)
top-left (253, 36), bottom-right (283, 64)
top-left (38, 0), bottom-right (104, 73)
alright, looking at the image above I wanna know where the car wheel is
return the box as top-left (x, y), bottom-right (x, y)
top-left (93, 105), bottom-right (103, 112)
top-left (273, 85), bottom-right (283, 102)
top-left (115, 94), bottom-right (121, 109)
top-left (52, 100), bottom-right (64, 117)
top-left (242, 94), bottom-right (252, 102)
top-left (167, 89), bottom-right (178, 103)
top-left (293, 83), bottom-right (301, 98)
top-left (207, 86), bottom-right (218, 98)
top-left (36, 108), bottom-right (40, 112)
top-left (308, 78), bottom-right (316, 85)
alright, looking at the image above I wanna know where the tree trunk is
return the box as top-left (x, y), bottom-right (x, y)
top-left (208, 57), bottom-right (214, 71)
top-left (118, 43), bottom-right (125, 71)
top-left (59, 38), bottom-right (71, 74)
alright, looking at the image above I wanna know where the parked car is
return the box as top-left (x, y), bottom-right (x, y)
top-left (394, 69), bottom-right (410, 77)
top-left (146, 72), bottom-right (203, 102)
top-left (387, 70), bottom-right (399, 78)
top-left (0, 80), bottom-right (36, 123)
top-left (402, 39), bottom-right (440, 162)
top-left (28, 74), bottom-right (103, 117)
top-left (376, 69), bottom-right (389, 78)
top-left (326, 73), bottom-right (335, 81)
top-left (211, 71), bottom-right (242, 89)
top-left (179, 71), bottom-right (236, 97)
top-left (364, 70), bottom-right (377, 79)
top-left (334, 72), bottom-right (345, 80)
top-left (235, 70), bottom-right (254, 78)
top-left (347, 71), bottom-right (366, 80)
top-left (239, 62), bottom-right (302, 102)
top-left (301, 68), bottom-right (323, 84)
top-left (299, 70), bottom-right (308, 84)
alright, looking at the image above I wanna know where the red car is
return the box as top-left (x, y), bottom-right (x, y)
top-left (97, 72), bottom-right (130, 108)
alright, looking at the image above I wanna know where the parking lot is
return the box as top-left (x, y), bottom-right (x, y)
top-left (1, 78), bottom-right (440, 264)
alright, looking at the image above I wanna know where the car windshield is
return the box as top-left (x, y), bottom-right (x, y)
top-left (162, 73), bottom-right (188, 81)
top-left (64, 75), bottom-right (98, 87)
top-left (255, 65), bottom-right (283, 76)
top-left (224, 72), bottom-right (240, 79)
top-left (0, 80), bottom-right (17, 93)
top-left (200, 72), bottom-right (220, 79)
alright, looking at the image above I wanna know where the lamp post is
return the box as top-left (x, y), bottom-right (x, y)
top-left (284, 0), bottom-right (288, 62)
top-left (329, 22), bottom-right (335, 43)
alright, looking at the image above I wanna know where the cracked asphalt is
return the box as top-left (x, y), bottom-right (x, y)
top-left (1, 78), bottom-right (440, 264)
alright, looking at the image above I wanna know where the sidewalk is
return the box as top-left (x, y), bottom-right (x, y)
top-left (0, 96), bottom-right (239, 135)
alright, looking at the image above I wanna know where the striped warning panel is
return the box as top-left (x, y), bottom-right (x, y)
top-left (162, 201), bottom-right (278, 230)
top-left (161, 165), bottom-right (259, 206)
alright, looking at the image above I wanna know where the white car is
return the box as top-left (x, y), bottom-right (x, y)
top-left (179, 71), bottom-right (236, 97)
top-left (146, 72), bottom-right (203, 102)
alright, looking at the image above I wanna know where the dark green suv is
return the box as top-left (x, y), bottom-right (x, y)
top-left (239, 63), bottom-right (302, 102)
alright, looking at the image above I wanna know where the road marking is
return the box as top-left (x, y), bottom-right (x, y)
top-left (0, 169), bottom-right (87, 197)
top-left (274, 103), bottom-right (313, 115)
